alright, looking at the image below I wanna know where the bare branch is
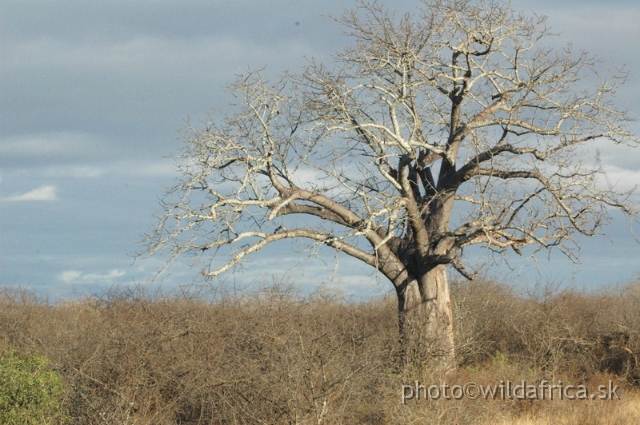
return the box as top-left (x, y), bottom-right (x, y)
top-left (145, 0), bottom-right (638, 293)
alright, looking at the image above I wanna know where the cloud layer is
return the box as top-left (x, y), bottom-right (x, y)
top-left (3, 185), bottom-right (58, 202)
top-left (1, 0), bottom-right (638, 299)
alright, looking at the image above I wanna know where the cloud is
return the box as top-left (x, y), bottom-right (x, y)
top-left (41, 166), bottom-right (104, 179)
top-left (599, 166), bottom-right (640, 200)
top-left (1, 0), bottom-right (638, 301)
top-left (59, 268), bottom-right (126, 285)
top-left (0, 132), bottom-right (111, 164)
top-left (113, 160), bottom-right (176, 178)
top-left (59, 270), bottom-right (82, 283)
top-left (3, 185), bottom-right (58, 202)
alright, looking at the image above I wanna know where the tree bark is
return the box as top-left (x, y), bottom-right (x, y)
top-left (396, 265), bottom-right (455, 374)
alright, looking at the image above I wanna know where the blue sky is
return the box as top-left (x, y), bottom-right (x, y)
top-left (1, 0), bottom-right (639, 301)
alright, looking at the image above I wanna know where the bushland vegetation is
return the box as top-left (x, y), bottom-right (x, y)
top-left (1, 277), bottom-right (640, 424)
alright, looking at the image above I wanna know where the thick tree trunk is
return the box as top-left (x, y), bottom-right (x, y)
top-left (396, 265), bottom-right (455, 374)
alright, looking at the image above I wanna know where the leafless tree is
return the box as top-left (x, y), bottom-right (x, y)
top-left (145, 0), bottom-right (638, 372)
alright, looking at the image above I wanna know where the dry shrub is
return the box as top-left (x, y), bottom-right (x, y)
top-left (0, 284), bottom-right (402, 424)
top-left (1, 278), bottom-right (640, 423)
top-left (452, 277), bottom-right (640, 384)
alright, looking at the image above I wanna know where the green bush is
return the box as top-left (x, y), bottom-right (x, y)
top-left (0, 349), bottom-right (67, 425)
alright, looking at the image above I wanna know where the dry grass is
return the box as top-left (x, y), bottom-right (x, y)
top-left (1, 278), bottom-right (640, 424)
top-left (494, 393), bottom-right (640, 425)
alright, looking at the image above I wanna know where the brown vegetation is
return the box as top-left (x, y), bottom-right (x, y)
top-left (1, 277), bottom-right (640, 424)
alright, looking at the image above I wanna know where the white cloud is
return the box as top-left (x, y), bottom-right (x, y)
top-left (0, 132), bottom-right (116, 172)
top-left (42, 166), bottom-right (104, 179)
top-left (599, 166), bottom-right (640, 200)
top-left (114, 160), bottom-right (176, 178)
top-left (0, 132), bottom-right (104, 158)
top-left (3, 185), bottom-right (58, 201)
top-left (59, 270), bottom-right (82, 283)
top-left (59, 268), bottom-right (126, 285)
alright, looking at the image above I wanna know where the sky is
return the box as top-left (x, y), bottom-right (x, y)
top-left (1, 0), bottom-right (639, 301)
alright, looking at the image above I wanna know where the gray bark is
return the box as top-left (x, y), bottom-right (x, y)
top-left (396, 265), bottom-right (455, 373)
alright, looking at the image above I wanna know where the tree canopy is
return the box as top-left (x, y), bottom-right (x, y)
top-left (145, 0), bottom-right (638, 371)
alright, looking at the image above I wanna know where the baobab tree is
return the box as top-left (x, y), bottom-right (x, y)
top-left (145, 0), bottom-right (638, 372)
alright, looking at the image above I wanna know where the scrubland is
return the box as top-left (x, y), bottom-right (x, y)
top-left (1, 277), bottom-right (640, 424)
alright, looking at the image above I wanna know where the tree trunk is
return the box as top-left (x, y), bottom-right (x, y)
top-left (396, 264), bottom-right (455, 374)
